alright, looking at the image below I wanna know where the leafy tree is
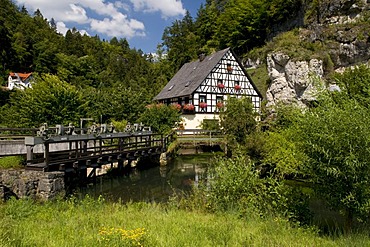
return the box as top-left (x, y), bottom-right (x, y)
top-left (161, 11), bottom-right (199, 70)
top-left (296, 96), bottom-right (370, 229)
top-left (220, 97), bottom-right (257, 146)
top-left (335, 64), bottom-right (370, 108)
top-left (139, 103), bottom-right (181, 134)
top-left (2, 74), bottom-right (87, 127)
top-left (195, 2), bottom-right (220, 52)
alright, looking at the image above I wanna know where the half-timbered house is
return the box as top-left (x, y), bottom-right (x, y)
top-left (154, 48), bottom-right (262, 129)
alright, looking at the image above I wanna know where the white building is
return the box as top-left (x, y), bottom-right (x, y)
top-left (7, 72), bottom-right (33, 90)
top-left (154, 48), bottom-right (262, 129)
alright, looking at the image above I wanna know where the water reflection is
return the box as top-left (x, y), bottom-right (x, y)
top-left (79, 154), bottom-right (212, 203)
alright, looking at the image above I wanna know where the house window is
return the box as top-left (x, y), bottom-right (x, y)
top-left (217, 79), bottom-right (224, 89)
top-left (199, 95), bottom-right (206, 103)
top-left (227, 63), bottom-right (233, 73)
top-left (199, 95), bottom-right (207, 112)
top-left (216, 96), bottom-right (224, 110)
top-left (216, 96), bottom-right (223, 103)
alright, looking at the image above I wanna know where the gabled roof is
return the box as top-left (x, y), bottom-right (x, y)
top-left (154, 48), bottom-right (231, 101)
top-left (9, 72), bottom-right (32, 82)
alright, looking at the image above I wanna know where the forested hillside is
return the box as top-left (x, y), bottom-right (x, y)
top-left (0, 0), bottom-right (174, 127)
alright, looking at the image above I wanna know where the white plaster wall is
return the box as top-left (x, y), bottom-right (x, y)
top-left (181, 114), bottom-right (219, 129)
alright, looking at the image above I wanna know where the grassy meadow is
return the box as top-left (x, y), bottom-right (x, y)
top-left (0, 196), bottom-right (370, 247)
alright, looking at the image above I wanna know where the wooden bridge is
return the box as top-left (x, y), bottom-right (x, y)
top-left (0, 127), bottom-right (222, 178)
top-left (0, 126), bottom-right (173, 180)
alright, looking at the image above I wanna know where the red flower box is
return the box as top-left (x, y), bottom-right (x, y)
top-left (234, 85), bottom-right (241, 91)
top-left (199, 102), bottom-right (207, 108)
top-left (171, 103), bottom-right (182, 111)
top-left (183, 104), bottom-right (195, 111)
top-left (217, 83), bottom-right (225, 89)
top-left (216, 102), bottom-right (224, 109)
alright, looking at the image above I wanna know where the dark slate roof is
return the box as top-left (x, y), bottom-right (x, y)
top-left (154, 48), bottom-right (230, 100)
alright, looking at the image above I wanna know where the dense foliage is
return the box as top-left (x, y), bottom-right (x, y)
top-left (160, 0), bottom-right (305, 71)
top-left (257, 66), bottom-right (370, 229)
top-left (219, 96), bottom-right (256, 146)
top-left (2, 75), bottom-right (86, 127)
top-left (0, 0), bottom-right (175, 128)
top-left (139, 103), bottom-right (181, 134)
top-left (207, 66), bottom-right (370, 231)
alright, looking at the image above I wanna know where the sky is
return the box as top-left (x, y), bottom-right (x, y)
top-left (14, 0), bottom-right (205, 53)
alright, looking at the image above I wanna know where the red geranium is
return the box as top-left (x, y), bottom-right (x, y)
top-left (171, 103), bottom-right (182, 111)
top-left (183, 104), bottom-right (195, 111)
top-left (234, 85), bottom-right (241, 91)
top-left (199, 102), bottom-right (207, 108)
top-left (216, 102), bottom-right (224, 109)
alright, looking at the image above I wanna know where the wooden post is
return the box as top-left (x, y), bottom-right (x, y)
top-left (69, 141), bottom-right (73, 159)
top-left (75, 141), bottom-right (79, 158)
top-left (44, 142), bottom-right (49, 170)
top-left (26, 145), bottom-right (34, 165)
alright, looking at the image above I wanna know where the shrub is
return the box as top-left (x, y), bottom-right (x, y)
top-left (139, 103), bottom-right (181, 134)
top-left (0, 156), bottom-right (24, 169)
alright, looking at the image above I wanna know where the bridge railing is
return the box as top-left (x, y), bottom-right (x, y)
top-left (24, 131), bottom-right (171, 171)
top-left (175, 129), bottom-right (223, 145)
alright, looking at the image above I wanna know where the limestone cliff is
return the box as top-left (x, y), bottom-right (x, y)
top-left (266, 53), bottom-right (324, 108)
top-left (260, 0), bottom-right (370, 108)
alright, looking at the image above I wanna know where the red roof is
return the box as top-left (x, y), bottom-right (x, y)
top-left (9, 72), bottom-right (32, 81)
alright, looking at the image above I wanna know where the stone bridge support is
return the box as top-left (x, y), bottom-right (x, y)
top-left (0, 169), bottom-right (65, 201)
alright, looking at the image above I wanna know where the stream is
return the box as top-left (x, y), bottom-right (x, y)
top-left (78, 153), bottom-right (214, 202)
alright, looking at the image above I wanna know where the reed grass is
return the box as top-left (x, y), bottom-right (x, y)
top-left (0, 196), bottom-right (369, 246)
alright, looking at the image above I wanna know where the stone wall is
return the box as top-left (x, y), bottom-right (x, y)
top-left (0, 169), bottom-right (65, 201)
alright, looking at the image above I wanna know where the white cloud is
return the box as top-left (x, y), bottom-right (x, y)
top-left (56, 22), bottom-right (68, 35)
top-left (64, 4), bottom-right (89, 24)
top-left (14, 0), bottom-right (147, 39)
top-left (91, 13), bottom-right (145, 38)
top-left (130, 0), bottom-right (186, 18)
top-left (114, 1), bottom-right (130, 12)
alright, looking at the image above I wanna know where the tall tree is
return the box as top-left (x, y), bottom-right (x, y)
top-left (161, 11), bottom-right (199, 70)
top-left (220, 97), bottom-right (257, 146)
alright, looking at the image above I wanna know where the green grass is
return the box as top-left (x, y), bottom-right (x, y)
top-left (247, 65), bottom-right (270, 98)
top-left (1, 197), bottom-right (370, 246)
top-left (0, 156), bottom-right (24, 169)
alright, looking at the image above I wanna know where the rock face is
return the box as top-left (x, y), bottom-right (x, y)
top-left (303, 0), bottom-right (370, 69)
top-left (266, 53), bottom-right (324, 109)
top-left (264, 0), bottom-right (370, 109)
top-left (0, 169), bottom-right (65, 200)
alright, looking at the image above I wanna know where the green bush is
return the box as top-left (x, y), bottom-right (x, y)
top-left (139, 103), bottom-right (181, 134)
top-left (0, 156), bottom-right (24, 169)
